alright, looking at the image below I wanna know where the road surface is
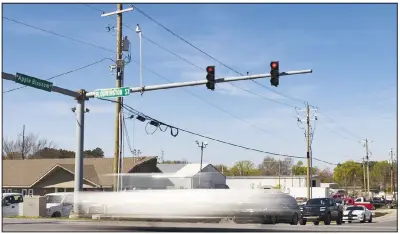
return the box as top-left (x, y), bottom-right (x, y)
top-left (3, 217), bottom-right (398, 232)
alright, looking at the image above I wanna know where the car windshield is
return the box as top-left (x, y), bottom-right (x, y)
top-left (346, 206), bottom-right (364, 211)
top-left (306, 199), bottom-right (326, 206)
top-left (46, 195), bottom-right (63, 203)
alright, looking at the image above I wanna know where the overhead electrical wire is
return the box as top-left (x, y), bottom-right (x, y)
top-left (3, 14), bottom-right (289, 142)
top-left (98, 97), bottom-right (306, 159)
top-left (132, 6), bottom-right (367, 146)
top-left (3, 57), bottom-right (114, 93)
top-left (83, 4), bottom-right (298, 109)
top-left (3, 11), bottom-right (350, 166)
top-left (133, 6), bottom-right (307, 104)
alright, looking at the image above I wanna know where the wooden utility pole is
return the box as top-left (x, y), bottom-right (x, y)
top-left (390, 148), bottom-right (394, 195)
top-left (21, 125), bottom-right (25, 160)
top-left (362, 157), bottom-right (366, 195)
top-left (278, 159), bottom-right (281, 188)
top-left (306, 102), bottom-right (311, 200)
top-left (364, 139), bottom-right (371, 196)
top-left (113, 3), bottom-right (124, 191)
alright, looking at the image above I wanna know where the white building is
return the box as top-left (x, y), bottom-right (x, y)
top-left (121, 163), bottom-right (227, 190)
top-left (226, 175), bottom-right (320, 190)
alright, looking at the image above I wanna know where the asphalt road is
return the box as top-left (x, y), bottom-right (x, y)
top-left (3, 217), bottom-right (398, 232)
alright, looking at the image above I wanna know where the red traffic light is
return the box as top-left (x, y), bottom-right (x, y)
top-left (207, 66), bottom-right (214, 73)
top-left (271, 62), bottom-right (278, 69)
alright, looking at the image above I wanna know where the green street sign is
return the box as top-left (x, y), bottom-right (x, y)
top-left (15, 73), bottom-right (53, 92)
top-left (94, 87), bottom-right (131, 98)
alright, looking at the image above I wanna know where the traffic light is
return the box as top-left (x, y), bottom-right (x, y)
top-left (270, 61), bottom-right (279, 87)
top-left (206, 66), bottom-right (215, 90)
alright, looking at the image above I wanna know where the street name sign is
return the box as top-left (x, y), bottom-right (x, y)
top-left (94, 87), bottom-right (131, 98)
top-left (15, 73), bottom-right (53, 92)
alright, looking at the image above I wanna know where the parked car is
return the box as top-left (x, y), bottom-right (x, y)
top-left (371, 197), bottom-right (385, 209)
top-left (299, 198), bottom-right (343, 225)
top-left (2, 193), bottom-right (24, 217)
top-left (342, 205), bottom-right (372, 223)
top-left (46, 192), bottom-right (74, 217)
top-left (233, 193), bottom-right (300, 225)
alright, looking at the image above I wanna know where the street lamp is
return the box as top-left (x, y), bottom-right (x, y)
top-left (135, 24), bottom-right (142, 89)
top-left (196, 140), bottom-right (207, 188)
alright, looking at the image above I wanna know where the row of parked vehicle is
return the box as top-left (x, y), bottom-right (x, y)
top-left (233, 194), bottom-right (376, 226)
top-left (3, 192), bottom-right (75, 218)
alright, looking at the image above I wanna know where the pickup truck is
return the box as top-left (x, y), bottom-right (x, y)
top-left (299, 198), bottom-right (343, 225)
top-left (344, 197), bottom-right (374, 210)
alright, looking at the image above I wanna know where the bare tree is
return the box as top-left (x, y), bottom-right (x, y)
top-left (258, 157), bottom-right (293, 176)
top-left (3, 133), bottom-right (55, 159)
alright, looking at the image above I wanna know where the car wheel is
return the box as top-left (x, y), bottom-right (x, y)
top-left (348, 221), bottom-right (352, 223)
top-left (299, 219), bottom-right (306, 225)
top-left (368, 215), bottom-right (372, 223)
top-left (313, 221), bottom-right (319, 225)
top-left (324, 213), bottom-right (331, 225)
top-left (269, 214), bottom-right (277, 224)
top-left (51, 211), bottom-right (61, 218)
top-left (336, 213), bottom-right (342, 225)
top-left (290, 213), bottom-right (298, 225)
top-left (361, 215), bottom-right (366, 223)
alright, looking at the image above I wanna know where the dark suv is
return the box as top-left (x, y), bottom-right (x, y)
top-left (299, 198), bottom-right (342, 225)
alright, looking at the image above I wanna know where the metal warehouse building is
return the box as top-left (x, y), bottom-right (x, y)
top-left (226, 175), bottom-right (320, 190)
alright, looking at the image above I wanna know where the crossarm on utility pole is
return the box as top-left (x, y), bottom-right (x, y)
top-left (2, 72), bottom-right (80, 98)
top-left (85, 69), bottom-right (312, 98)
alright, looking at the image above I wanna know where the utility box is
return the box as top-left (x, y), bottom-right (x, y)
top-left (23, 196), bottom-right (47, 217)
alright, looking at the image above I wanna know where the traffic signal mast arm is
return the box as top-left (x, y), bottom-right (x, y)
top-left (2, 72), bottom-right (80, 98)
top-left (85, 69), bottom-right (312, 98)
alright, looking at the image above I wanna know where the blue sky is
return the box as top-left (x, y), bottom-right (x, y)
top-left (2, 3), bottom-right (397, 169)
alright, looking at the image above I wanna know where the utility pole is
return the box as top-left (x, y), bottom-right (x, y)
top-left (100, 4), bottom-right (134, 191)
top-left (21, 125), bottom-right (25, 160)
top-left (296, 102), bottom-right (317, 200)
top-left (278, 159), bottom-right (281, 188)
top-left (113, 3), bottom-right (124, 192)
top-left (196, 141), bottom-right (207, 189)
top-left (361, 139), bottom-right (373, 197)
top-left (362, 157), bottom-right (366, 195)
top-left (390, 148), bottom-right (394, 195)
top-left (305, 103), bottom-right (311, 200)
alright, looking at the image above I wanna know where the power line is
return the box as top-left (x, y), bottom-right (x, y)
top-left (4, 14), bottom-right (289, 142)
top-left (3, 58), bottom-right (114, 93)
top-left (98, 97), bottom-right (305, 159)
top-left (83, 4), bottom-right (298, 109)
top-left (134, 6), bottom-right (307, 104)
top-left (141, 35), bottom-right (298, 109)
top-left (3, 16), bottom-right (114, 53)
top-left (316, 109), bottom-right (363, 141)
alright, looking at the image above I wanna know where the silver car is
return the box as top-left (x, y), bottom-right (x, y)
top-left (233, 191), bottom-right (300, 225)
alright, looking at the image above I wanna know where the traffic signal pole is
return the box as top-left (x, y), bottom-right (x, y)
top-left (86, 69), bottom-right (312, 97)
top-left (2, 72), bottom-right (85, 216)
top-left (3, 65), bottom-right (313, 215)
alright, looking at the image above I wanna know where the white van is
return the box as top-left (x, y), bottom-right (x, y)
top-left (45, 192), bottom-right (74, 217)
top-left (2, 193), bottom-right (24, 217)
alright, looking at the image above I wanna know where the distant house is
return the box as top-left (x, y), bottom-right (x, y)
top-left (2, 157), bottom-right (159, 196)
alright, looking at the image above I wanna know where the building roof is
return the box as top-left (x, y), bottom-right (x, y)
top-left (2, 157), bottom-right (156, 187)
top-left (157, 164), bottom-right (187, 173)
top-left (174, 163), bottom-right (210, 177)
